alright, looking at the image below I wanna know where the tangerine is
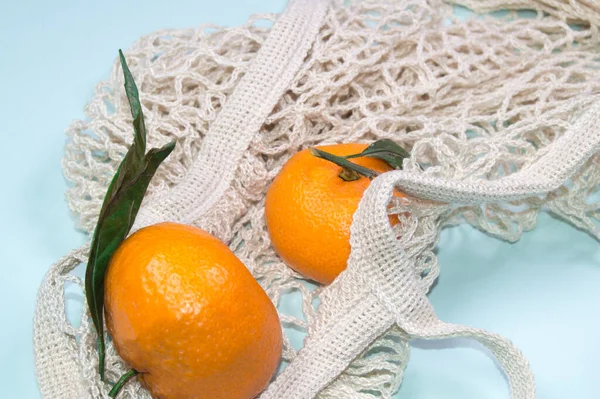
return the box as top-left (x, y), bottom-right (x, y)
top-left (104, 222), bottom-right (282, 399)
top-left (265, 143), bottom-right (403, 284)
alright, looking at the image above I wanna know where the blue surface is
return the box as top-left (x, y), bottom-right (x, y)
top-left (1, 1), bottom-right (599, 398)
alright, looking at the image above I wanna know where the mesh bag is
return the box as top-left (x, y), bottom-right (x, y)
top-left (34, 0), bottom-right (600, 398)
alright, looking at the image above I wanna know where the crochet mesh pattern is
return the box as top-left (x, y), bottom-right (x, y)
top-left (35, 1), bottom-right (600, 398)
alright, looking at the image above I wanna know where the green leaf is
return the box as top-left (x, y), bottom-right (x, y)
top-left (113, 50), bottom-right (147, 192)
top-left (85, 50), bottom-right (176, 380)
top-left (309, 147), bottom-right (378, 180)
top-left (345, 139), bottom-right (410, 170)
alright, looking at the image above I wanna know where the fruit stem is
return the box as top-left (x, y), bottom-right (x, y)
top-left (338, 168), bottom-right (361, 182)
top-left (109, 369), bottom-right (139, 398)
top-left (309, 147), bottom-right (378, 181)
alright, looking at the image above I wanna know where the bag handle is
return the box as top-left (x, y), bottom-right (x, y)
top-left (34, 245), bottom-right (90, 399)
top-left (350, 170), bottom-right (537, 399)
top-left (133, 0), bottom-right (331, 231)
top-left (375, 99), bottom-right (600, 204)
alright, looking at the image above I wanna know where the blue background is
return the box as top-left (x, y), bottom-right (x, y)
top-left (1, 1), bottom-right (598, 398)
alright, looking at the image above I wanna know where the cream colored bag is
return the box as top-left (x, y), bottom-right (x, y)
top-left (34, 0), bottom-right (600, 398)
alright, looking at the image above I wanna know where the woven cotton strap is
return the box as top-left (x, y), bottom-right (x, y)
top-left (350, 171), bottom-right (536, 399)
top-left (374, 99), bottom-right (600, 204)
top-left (33, 245), bottom-right (90, 399)
top-left (133, 0), bottom-right (331, 231)
top-left (261, 98), bottom-right (600, 399)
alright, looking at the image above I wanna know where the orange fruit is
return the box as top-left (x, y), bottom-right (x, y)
top-left (104, 222), bottom-right (282, 399)
top-left (265, 143), bottom-right (404, 285)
